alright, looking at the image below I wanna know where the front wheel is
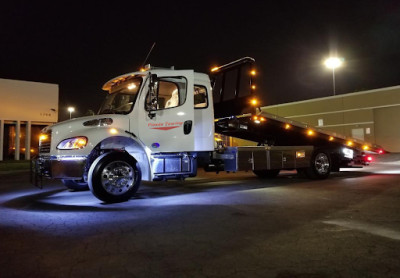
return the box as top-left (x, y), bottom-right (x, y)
top-left (88, 152), bottom-right (141, 203)
top-left (305, 150), bottom-right (331, 179)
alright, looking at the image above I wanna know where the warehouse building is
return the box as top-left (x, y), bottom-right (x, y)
top-left (261, 85), bottom-right (400, 152)
top-left (0, 78), bottom-right (58, 161)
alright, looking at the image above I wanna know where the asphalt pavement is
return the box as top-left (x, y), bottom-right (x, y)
top-left (1, 157), bottom-right (400, 278)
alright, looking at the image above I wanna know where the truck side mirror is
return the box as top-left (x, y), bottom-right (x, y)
top-left (147, 74), bottom-right (158, 119)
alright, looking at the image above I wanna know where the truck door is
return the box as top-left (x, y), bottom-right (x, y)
top-left (137, 70), bottom-right (195, 153)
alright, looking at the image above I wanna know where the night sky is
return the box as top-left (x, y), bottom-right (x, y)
top-left (1, 1), bottom-right (399, 121)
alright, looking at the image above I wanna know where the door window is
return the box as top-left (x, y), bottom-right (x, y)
top-left (146, 77), bottom-right (187, 110)
top-left (194, 85), bottom-right (208, 108)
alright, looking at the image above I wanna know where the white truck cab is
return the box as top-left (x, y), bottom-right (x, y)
top-left (35, 68), bottom-right (215, 202)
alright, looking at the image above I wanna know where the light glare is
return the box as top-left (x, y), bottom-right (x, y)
top-left (324, 57), bottom-right (343, 69)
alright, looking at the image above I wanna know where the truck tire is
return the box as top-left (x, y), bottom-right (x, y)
top-left (88, 152), bottom-right (141, 203)
top-left (305, 150), bottom-right (331, 179)
top-left (61, 179), bottom-right (89, 191)
top-left (253, 169), bottom-right (280, 178)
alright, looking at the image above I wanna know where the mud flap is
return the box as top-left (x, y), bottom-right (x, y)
top-left (30, 157), bottom-right (43, 189)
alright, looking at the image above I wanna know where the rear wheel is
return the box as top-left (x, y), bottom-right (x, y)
top-left (88, 152), bottom-right (141, 203)
top-left (61, 179), bottom-right (89, 191)
top-left (253, 169), bottom-right (280, 178)
top-left (305, 150), bottom-right (331, 179)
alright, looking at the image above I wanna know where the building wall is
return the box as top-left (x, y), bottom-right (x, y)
top-left (261, 86), bottom-right (400, 152)
top-left (0, 78), bottom-right (58, 160)
top-left (0, 78), bottom-right (58, 122)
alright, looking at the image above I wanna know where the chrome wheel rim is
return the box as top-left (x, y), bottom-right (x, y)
top-left (101, 160), bottom-right (135, 195)
top-left (314, 153), bottom-right (330, 175)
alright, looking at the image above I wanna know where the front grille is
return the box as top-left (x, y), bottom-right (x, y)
top-left (39, 133), bottom-right (51, 153)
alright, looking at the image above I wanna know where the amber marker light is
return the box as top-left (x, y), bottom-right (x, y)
top-left (109, 128), bottom-right (118, 135)
top-left (347, 141), bottom-right (353, 146)
top-left (329, 136), bottom-right (334, 141)
top-left (39, 134), bottom-right (48, 141)
top-left (250, 70), bottom-right (256, 76)
top-left (211, 66), bottom-right (220, 72)
top-left (363, 145), bottom-right (369, 151)
top-left (250, 98), bottom-right (259, 106)
top-left (251, 85), bottom-right (256, 90)
top-left (307, 129), bottom-right (314, 136)
top-left (284, 124), bottom-right (291, 130)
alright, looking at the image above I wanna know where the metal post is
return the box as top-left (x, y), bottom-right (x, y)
top-left (0, 120), bottom-right (3, 161)
top-left (15, 120), bottom-right (20, 160)
top-left (25, 121), bottom-right (31, 160)
top-left (332, 67), bottom-right (336, 96)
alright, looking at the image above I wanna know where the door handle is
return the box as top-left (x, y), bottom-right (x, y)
top-left (184, 120), bottom-right (192, 135)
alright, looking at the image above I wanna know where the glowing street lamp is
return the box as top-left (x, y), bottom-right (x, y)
top-left (67, 106), bottom-right (75, 119)
top-left (324, 57), bottom-right (343, 96)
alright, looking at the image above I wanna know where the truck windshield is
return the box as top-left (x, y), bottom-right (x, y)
top-left (98, 77), bottom-right (142, 114)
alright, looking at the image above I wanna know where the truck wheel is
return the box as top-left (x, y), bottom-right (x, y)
top-left (88, 152), bottom-right (141, 203)
top-left (61, 179), bottom-right (89, 191)
top-left (253, 169), bottom-right (280, 178)
top-left (306, 151), bottom-right (331, 179)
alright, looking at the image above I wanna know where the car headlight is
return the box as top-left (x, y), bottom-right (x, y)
top-left (57, 137), bottom-right (88, 150)
top-left (342, 147), bottom-right (354, 159)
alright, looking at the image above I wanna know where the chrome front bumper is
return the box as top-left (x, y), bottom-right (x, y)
top-left (31, 155), bottom-right (87, 187)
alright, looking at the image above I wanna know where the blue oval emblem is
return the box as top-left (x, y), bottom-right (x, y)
top-left (151, 143), bottom-right (160, 148)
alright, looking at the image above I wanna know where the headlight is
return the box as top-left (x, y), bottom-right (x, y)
top-left (342, 147), bottom-right (354, 159)
top-left (57, 137), bottom-right (88, 150)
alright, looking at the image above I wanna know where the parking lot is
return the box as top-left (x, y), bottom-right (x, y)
top-left (1, 158), bottom-right (400, 278)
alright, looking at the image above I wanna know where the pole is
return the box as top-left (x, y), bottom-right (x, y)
top-left (332, 67), bottom-right (336, 96)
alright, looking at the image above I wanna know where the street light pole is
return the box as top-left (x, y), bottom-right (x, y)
top-left (324, 57), bottom-right (343, 96)
top-left (332, 67), bottom-right (336, 96)
top-left (67, 107), bottom-right (75, 119)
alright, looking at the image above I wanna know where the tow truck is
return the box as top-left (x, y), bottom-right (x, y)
top-left (32, 57), bottom-right (383, 203)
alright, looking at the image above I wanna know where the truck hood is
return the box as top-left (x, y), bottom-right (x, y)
top-left (44, 114), bottom-right (130, 156)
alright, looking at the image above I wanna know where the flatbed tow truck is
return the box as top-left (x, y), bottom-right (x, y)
top-left (32, 57), bottom-right (384, 203)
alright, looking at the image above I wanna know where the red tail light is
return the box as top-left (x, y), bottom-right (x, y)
top-left (366, 156), bottom-right (373, 162)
